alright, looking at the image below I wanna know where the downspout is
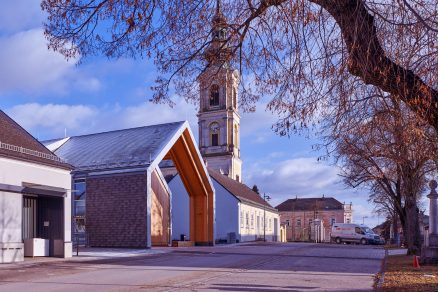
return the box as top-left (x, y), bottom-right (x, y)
top-left (168, 183), bottom-right (172, 247)
top-left (146, 167), bottom-right (152, 248)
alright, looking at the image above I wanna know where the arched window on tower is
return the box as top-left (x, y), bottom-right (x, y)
top-left (210, 122), bottom-right (220, 146)
top-left (210, 84), bottom-right (220, 107)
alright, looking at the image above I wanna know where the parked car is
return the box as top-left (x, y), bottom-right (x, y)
top-left (331, 223), bottom-right (381, 245)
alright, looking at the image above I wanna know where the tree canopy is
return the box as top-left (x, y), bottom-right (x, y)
top-left (42, 0), bottom-right (438, 133)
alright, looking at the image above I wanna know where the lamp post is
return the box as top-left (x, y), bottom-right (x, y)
top-left (362, 216), bottom-right (368, 225)
top-left (263, 193), bottom-right (271, 242)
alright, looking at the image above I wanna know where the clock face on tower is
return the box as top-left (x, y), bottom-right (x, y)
top-left (210, 122), bottom-right (220, 133)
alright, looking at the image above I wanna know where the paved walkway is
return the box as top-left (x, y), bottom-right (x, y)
top-left (0, 243), bottom-right (385, 291)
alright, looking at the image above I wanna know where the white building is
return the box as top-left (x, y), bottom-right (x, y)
top-left (168, 168), bottom-right (280, 243)
top-left (0, 111), bottom-right (72, 263)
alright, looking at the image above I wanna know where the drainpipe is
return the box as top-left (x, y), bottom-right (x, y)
top-left (146, 168), bottom-right (152, 248)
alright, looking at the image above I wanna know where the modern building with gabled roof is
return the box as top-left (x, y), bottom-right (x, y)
top-left (46, 121), bottom-right (215, 248)
top-left (0, 110), bottom-right (72, 263)
top-left (167, 168), bottom-right (279, 243)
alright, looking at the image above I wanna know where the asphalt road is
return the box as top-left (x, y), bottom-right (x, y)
top-left (0, 242), bottom-right (384, 292)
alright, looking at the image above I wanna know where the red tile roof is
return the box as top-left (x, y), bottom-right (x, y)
top-left (276, 197), bottom-right (344, 212)
top-left (0, 110), bottom-right (70, 169)
top-left (208, 168), bottom-right (277, 212)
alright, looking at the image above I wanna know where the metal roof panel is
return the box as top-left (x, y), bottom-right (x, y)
top-left (52, 122), bottom-right (185, 171)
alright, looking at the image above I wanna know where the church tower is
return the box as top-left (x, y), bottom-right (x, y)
top-left (198, 1), bottom-right (242, 182)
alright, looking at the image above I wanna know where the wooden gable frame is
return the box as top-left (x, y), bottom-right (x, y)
top-left (148, 122), bottom-right (215, 246)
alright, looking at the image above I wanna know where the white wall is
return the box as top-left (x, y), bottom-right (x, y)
top-left (0, 157), bottom-right (71, 262)
top-left (168, 175), bottom-right (190, 241)
top-left (168, 174), bottom-right (240, 242)
top-left (239, 202), bottom-right (280, 242)
top-left (168, 173), bottom-right (279, 243)
top-left (0, 192), bottom-right (22, 243)
top-left (212, 180), bottom-right (239, 241)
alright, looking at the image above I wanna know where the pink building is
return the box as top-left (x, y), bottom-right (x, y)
top-left (276, 197), bottom-right (352, 242)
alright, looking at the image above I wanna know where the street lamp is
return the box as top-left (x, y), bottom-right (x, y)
top-left (263, 193), bottom-right (271, 242)
top-left (362, 216), bottom-right (368, 225)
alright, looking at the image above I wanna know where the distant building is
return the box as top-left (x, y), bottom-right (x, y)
top-left (276, 197), bottom-right (352, 242)
top-left (45, 121), bottom-right (215, 248)
top-left (168, 168), bottom-right (280, 243)
top-left (0, 110), bottom-right (72, 263)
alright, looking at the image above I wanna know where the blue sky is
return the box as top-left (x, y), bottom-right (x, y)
top-left (0, 0), bottom-right (399, 228)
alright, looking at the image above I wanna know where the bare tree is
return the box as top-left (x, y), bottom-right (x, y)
top-left (42, 1), bottom-right (438, 132)
top-left (327, 95), bottom-right (436, 254)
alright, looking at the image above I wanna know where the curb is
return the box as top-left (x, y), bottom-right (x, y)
top-left (374, 249), bottom-right (388, 291)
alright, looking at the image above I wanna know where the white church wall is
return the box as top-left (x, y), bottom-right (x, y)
top-left (211, 180), bottom-right (239, 242)
top-left (239, 202), bottom-right (280, 242)
top-left (167, 175), bottom-right (190, 241)
top-left (168, 174), bottom-right (240, 243)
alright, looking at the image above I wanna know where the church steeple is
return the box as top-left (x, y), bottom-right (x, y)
top-left (205, 0), bottom-right (231, 66)
top-left (197, 0), bottom-right (242, 182)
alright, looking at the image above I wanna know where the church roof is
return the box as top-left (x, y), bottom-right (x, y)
top-left (49, 121), bottom-right (185, 172)
top-left (208, 168), bottom-right (277, 212)
top-left (0, 110), bottom-right (70, 169)
top-left (276, 197), bottom-right (344, 212)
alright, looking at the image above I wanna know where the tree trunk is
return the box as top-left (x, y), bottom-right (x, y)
top-left (402, 197), bottom-right (422, 255)
top-left (309, 0), bottom-right (438, 130)
top-left (392, 210), bottom-right (399, 245)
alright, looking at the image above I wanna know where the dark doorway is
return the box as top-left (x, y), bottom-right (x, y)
top-left (22, 195), bottom-right (64, 256)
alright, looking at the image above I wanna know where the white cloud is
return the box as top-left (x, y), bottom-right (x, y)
top-left (7, 103), bottom-right (97, 138)
top-left (0, 0), bottom-right (44, 34)
top-left (0, 28), bottom-right (103, 95)
top-left (243, 155), bottom-right (379, 225)
top-left (246, 157), bottom-right (340, 199)
top-left (6, 100), bottom-right (198, 140)
top-left (246, 157), bottom-right (357, 204)
top-left (121, 100), bottom-right (198, 130)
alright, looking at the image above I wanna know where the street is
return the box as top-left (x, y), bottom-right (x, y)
top-left (0, 242), bottom-right (384, 292)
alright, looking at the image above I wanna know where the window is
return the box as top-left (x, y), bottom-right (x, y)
top-left (346, 218), bottom-right (351, 223)
top-left (269, 218), bottom-right (272, 230)
top-left (73, 179), bottom-right (86, 217)
top-left (355, 227), bottom-right (365, 235)
top-left (331, 218), bottom-right (336, 225)
top-left (240, 211), bottom-right (243, 228)
top-left (257, 216), bottom-right (260, 230)
top-left (232, 88), bottom-right (237, 108)
top-left (296, 219), bottom-right (301, 227)
top-left (285, 219), bottom-right (290, 226)
top-left (210, 122), bottom-right (220, 146)
top-left (236, 175), bottom-right (240, 182)
top-left (246, 212), bottom-right (249, 228)
top-left (251, 214), bottom-right (254, 229)
top-left (309, 219), bottom-right (313, 226)
top-left (210, 84), bottom-right (219, 106)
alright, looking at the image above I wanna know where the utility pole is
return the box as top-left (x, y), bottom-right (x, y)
top-left (263, 193), bottom-right (271, 242)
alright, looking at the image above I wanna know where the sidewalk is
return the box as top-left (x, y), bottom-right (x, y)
top-left (0, 247), bottom-right (170, 269)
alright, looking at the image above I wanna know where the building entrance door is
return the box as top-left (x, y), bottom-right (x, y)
top-left (23, 197), bottom-right (38, 239)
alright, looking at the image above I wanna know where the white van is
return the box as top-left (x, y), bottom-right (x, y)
top-left (331, 223), bottom-right (380, 244)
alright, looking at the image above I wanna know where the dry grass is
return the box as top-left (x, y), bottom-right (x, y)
top-left (381, 255), bottom-right (438, 291)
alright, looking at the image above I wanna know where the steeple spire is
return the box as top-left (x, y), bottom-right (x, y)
top-left (216, 0), bottom-right (221, 15)
top-left (205, 0), bottom-right (230, 66)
